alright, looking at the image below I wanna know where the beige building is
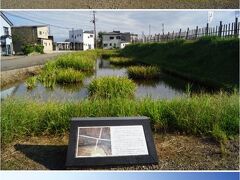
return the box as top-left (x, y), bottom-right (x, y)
top-left (12, 25), bottom-right (53, 54)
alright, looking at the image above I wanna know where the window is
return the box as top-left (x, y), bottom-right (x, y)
top-left (103, 44), bottom-right (107, 47)
top-left (39, 31), bottom-right (42, 35)
top-left (109, 43), bottom-right (112, 46)
top-left (3, 27), bottom-right (9, 35)
top-left (116, 36), bottom-right (121, 39)
top-left (90, 35), bottom-right (93, 38)
top-left (110, 36), bottom-right (114, 40)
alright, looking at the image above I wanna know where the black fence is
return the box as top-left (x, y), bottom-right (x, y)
top-left (134, 18), bottom-right (240, 43)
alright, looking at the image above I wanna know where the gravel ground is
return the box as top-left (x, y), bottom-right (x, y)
top-left (1, 133), bottom-right (239, 170)
top-left (1, 0), bottom-right (239, 9)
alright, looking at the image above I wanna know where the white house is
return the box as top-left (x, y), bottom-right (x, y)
top-left (69, 29), bottom-right (94, 50)
top-left (102, 31), bottom-right (131, 49)
top-left (0, 12), bottom-right (13, 55)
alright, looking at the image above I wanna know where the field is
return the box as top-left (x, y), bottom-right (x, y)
top-left (2, 0), bottom-right (238, 8)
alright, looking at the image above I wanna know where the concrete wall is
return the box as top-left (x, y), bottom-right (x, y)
top-left (83, 33), bottom-right (94, 50)
top-left (42, 39), bottom-right (53, 53)
top-left (12, 27), bottom-right (38, 54)
top-left (102, 34), bottom-right (121, 49)
top-left (37, 26), bottom-right (49, 39)
top-left (69, 29), bottom-right (83, 43)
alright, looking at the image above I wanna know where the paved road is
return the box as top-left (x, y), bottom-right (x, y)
top-left (1, 52), bottom-right (69, 71)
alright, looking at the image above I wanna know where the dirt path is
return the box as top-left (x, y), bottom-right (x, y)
top-left (1, 133), bottom-right (238, 170)
top-left (1, 0), bottom-right (238, 9)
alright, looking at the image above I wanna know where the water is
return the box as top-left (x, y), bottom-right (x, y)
top-left (1, 59), bottom-right (216, 101)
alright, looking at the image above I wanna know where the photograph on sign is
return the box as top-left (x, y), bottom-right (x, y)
top-left (76, 125), bottom-right (148, 158)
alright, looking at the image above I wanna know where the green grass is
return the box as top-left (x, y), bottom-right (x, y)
top-left (54, 51), bottom-right (97, 71)
top-left (120, 37), bottom-right (239, 90)
top-left (1, 93), bottom-right (238, 145)
top-left (109, 57), bottom-right (134, 66)
top-left (127, 66), bottom-right (160, 79)
top-left (25, 76), bottom-right (37, 89)
top-left (55, 68), bottom-right (84, 84)
top-left (88, 76), bottom-right (136, 99)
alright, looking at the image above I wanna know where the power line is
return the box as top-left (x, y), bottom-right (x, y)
top-left (4, 12), bottom-right (72, 30)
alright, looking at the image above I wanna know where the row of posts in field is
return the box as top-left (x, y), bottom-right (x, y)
top-left (133, 18), bottom-right (239, 43)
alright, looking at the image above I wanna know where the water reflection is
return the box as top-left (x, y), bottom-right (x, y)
top-left (1, 59), bottom-right (216, 101)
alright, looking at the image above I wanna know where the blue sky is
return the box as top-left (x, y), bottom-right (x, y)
top-left (2, 10), bottom-right (239, 41)
top-left (0, 172), bottom-right (239, 180)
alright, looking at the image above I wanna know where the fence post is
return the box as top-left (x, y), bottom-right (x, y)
top-left (206, 23), bottom-right (209, 36)
top-left (218, 21), bottom-right (222, 37)
top-left (178, 28), bottom-right (182, 39)
top-left (186, 27), bottom-right (189, 40)
top-left (195, 26), bottom-right (198, 39)
top-left (234, 17), bottom-right (238, 37)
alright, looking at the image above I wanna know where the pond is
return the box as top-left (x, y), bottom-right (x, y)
top-left (1, 59), bottom-right (217, 101)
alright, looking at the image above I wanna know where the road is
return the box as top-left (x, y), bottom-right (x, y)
top-left (1, 52), bottom-right (69, 71)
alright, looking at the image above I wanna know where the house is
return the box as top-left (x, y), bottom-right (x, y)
top-left (102, 31), bottom-right (131, 49)
top-left (0, 12), bottom-right (13, 55)
top-left (55, 42), bottom-right (71, 51)
top-left (69, 29), bottom-right (94, 50)
top-left (12, 25), bottom-right (53, 54)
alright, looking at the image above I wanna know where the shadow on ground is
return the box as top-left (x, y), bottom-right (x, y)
top-left (14, 144), bottom-right (67, 170)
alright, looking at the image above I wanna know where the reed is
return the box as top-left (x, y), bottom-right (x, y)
top-left (88, 76), bottom-right (136, 99)
top-left (1, 93), bottom-right (238, 145)
top-left (127, 66), bottom-right (160, 79)
top-left (56, 68), bottom-right (84, 84)
top-left (109, 57), bottom-right (134, 66)
top-left (25, 76), bottom-right (37, 89)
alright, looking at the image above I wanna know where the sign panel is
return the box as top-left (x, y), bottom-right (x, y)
top-left (66, 117), bottom-right (158, 168)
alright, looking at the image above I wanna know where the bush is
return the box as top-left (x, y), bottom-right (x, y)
top-left (35, 45), bottom-right (44, 54)
top-left (22, 44), bottom-right (44, 55)
top-left (127, 66), bottom-right (160, 79)
top-left (88, 76), bottom-right (136, 99)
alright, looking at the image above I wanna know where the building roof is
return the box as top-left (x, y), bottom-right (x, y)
top-left (84, 30), bottom-right (94, 34)
top-left (1, 12), bottom-right (13, 26)
top-left (12, 25), bottom-right (48, 28)
top-left (102, 31), bottom-right (131, 35)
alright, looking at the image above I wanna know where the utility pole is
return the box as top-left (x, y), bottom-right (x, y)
top-left (162, 23), bottom-right (164, 35)
top-left (149, 24), bottom-right (151, 36)
top-left (72, 28), bottom-right (75, 50)
top-left (91, 11), bottom-right (97, 49)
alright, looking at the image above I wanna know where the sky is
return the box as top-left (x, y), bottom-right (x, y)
top-left (0, 171), bottom-right (239, 180)
top-left (2, 10), bottom-right (239, 41)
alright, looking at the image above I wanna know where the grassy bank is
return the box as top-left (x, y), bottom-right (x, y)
top-left (1, 93), bottom-right (238, 145)
top-left (120, 37), bottom-right (239, 90)
top-left (127, 66), bottom-right (160, 79)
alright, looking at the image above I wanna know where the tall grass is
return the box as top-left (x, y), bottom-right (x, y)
top-left (1, 93), bottom-right (238, 145)
top-left (109, 57), bottom-right (134, 66)
top-left (127, 66), bottom-right (160, 79)
top-left (88, 76), bottom-right (136, 99)
top-left (25, 76), bottom-right (37, 89)
top-left (56, 68), bottom-right (84, 84)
